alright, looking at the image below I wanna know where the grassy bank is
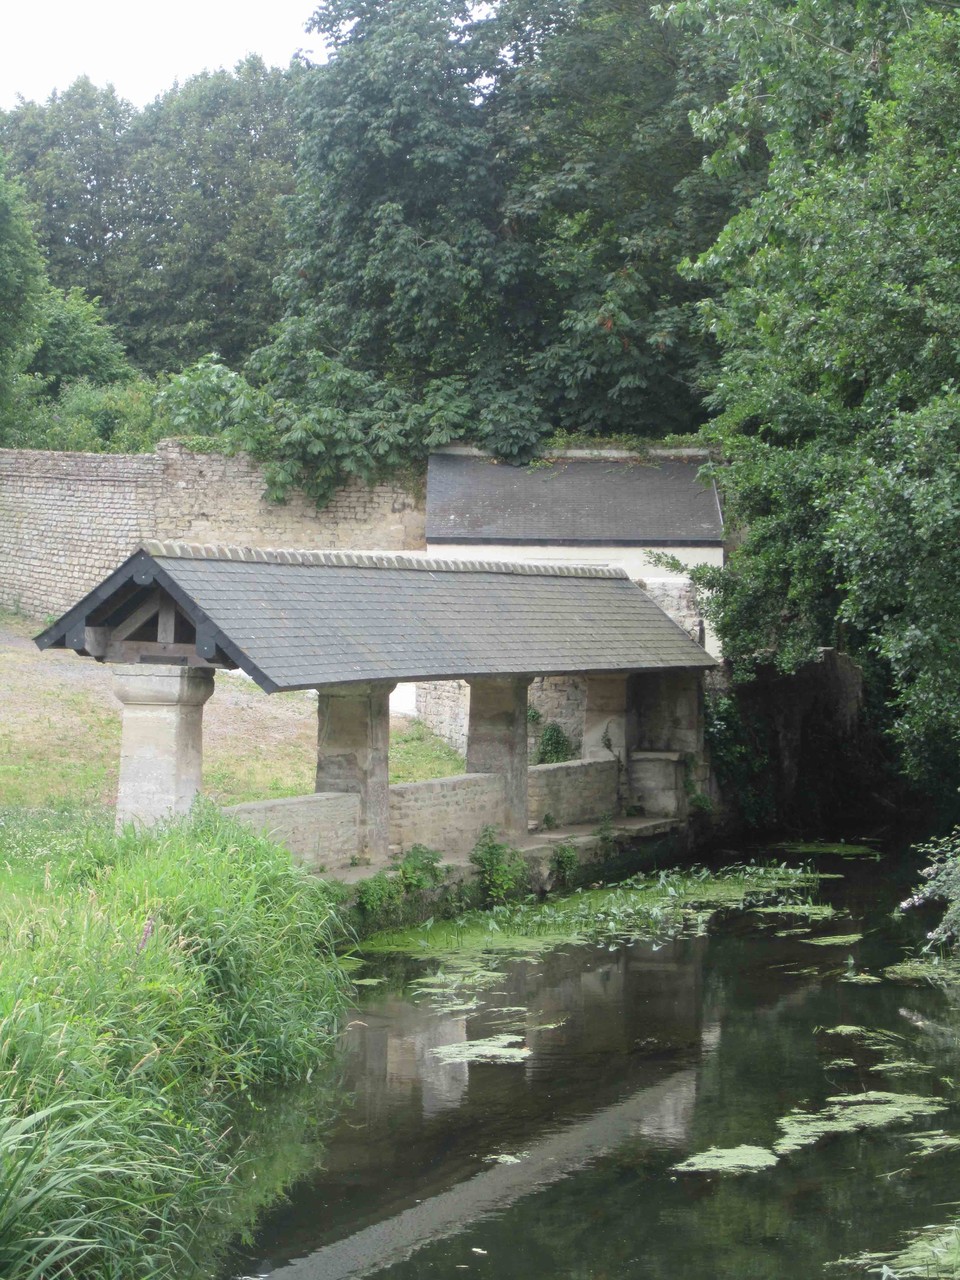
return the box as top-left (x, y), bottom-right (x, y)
top-left (0, 804), bottom-right (350, 1280)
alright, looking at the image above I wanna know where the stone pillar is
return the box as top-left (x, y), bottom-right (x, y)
top-left (113, 663), bottom-right (215, 830)
top-left (316, 682), bottom-right (395, 862)
top-left (582, 674), bottom-right (630, 763)
top-left (466, 677), bottom-right (530, 844)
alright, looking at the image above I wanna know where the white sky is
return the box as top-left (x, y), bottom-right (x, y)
top-left (0, 1), bottom-right (325, 110)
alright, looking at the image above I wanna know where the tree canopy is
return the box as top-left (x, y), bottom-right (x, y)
top-left (672, 0), bottom-right (960, 780)
top-left (0, 60), bottom-right (299, 373)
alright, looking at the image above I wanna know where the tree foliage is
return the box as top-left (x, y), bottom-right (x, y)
top-left (675, 1), bottom-right (960, 780)
top-left (249, 0), bottom-right (748, 498)
top-left (0, 155), bottom-right (44, 430)
top-left (0, 61), bottom-right (298, 373)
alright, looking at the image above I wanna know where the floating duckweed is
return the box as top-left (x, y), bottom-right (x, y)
top-left (672, 1144), bottom-right (780, 1175)
top-left (822, 1025), bottom-right (907, 1053)
top-left (753, 904), bottom-right (838, 919)
top-left (884, 958), bottom-right (960, 988)
top-left (870, 1060), bottom-right (933, 1077)
top-left (839, 973), bottom-right (882, 984)
top-left (774, 1092), bottom-right (946, 1155)
top-left (774, 842), bottom-right (880, 859)
top-left (364, 863), bottom-right (821, 959)
top-left (431, 1034), bottom-right (531, 1064)
top-left (801, 933), bottom-right (864, 947)
top-left (907, 1130), bottom-right (960, 1159)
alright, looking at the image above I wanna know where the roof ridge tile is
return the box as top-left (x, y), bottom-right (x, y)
top-left (139, 540), bottom-right (627, 580)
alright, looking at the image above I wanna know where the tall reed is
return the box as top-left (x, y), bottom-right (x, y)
top-left (0, 802), bottom-right (351, 1279)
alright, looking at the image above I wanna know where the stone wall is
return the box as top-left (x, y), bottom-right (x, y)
top-left (224, 791), bottom-right (361, 872)
top-left (417, 674), bottom-right (589, 763)
top-left (0, 439), bottom-right (424, 617)
top-left (415, 680), bottom-right (470, 757)
top-left (527, 759), bottom-right (620, 828)
top-left (389, 773), bottom-right (506, 858)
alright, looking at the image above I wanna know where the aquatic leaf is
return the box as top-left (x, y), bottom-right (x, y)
top-left (673, 1144), bottom-right (779, 1174)
top-left (774, 1092), bottom-right (946, 1155)
top-left (800, 933), bottom-right (864, 947)
top-left (431, 1034), bottom-right (531, 1064)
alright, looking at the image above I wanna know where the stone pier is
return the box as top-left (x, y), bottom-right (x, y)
top-left (466, 676), bottom-right (531, 843)
top-left (316, 681), bottom-right (395, 861)
top-left (113, 663), bottom-right (215, 829)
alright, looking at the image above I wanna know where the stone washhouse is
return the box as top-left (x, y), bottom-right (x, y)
top-left (35, 542), bottom-right (716, 874)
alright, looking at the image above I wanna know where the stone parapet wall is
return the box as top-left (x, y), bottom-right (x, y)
top-left (0, 440), bottom-right (424, 618)
top-left (389, 773), bottom-right (506, 858)
top-left (527, 759), bottom-right (620, 827)
top-left (224, 791), bottom-right (361, 872)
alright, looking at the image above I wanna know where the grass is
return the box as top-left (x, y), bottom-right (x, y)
top-left (0, 803), bottom-right (351, 1280)
top-left (389, 717), bottom-right (465, 783)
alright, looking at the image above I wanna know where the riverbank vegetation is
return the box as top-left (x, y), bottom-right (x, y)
top-left (0, 804), bottom-right (350, 1280)
top-left (365, 861), bottom-right (821, 958)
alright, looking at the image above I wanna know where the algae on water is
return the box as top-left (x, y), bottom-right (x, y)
top-left (800, 933), bottom-right (863, 947)
top-left (431, 1034), bottom-right (531, 1064)
top-left (672, 1144), bottom-right (780, 1175)
top-left (774, 1091), bottom-right (946, 1155)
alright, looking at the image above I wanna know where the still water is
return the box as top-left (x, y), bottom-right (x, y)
top-left (230, 854), bottom-right (960, 1279)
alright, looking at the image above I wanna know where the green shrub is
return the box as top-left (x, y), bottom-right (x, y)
top-left (469, 827), bottom-right (529, 905)
top-left (397, 844), bottom-right (445, 894)
top-left (536, 721), bottom-right (574, 764)
top-left (355, 845), bottom-right (445, 929)
top-left (549, 842), bottom-right (579, 889)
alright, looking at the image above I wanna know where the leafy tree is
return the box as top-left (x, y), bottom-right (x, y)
top-left (0, 155), bottom-right (44, 435)
top-left (675, 2), bottom-right (960, 779)
top-left (0, 62), bottom-right (298, 373)
top-left (25, 288), bottom-right (133, 395)
top-left (118, 58), bottom-right (300, 372)
top-left (0, 79), bottom-right (133, 305)
top-left (254, 0), bottom-right (748, 499)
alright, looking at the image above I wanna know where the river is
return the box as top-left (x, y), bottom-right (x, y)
top-left (226, 846), bottom-right (960, 1279)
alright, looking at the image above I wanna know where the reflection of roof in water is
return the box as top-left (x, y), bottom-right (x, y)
top-left (272, 1068), bottom-right (697, 1280)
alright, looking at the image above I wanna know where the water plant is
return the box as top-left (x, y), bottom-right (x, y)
top-left (469, 827), bottom-right (529, 906)
top-left (549, 841), bottom-right (579, 889)
top-left (365, 862), bottom-right (821, 960)
top-left (672, 1144), bottom-right (780, 1175)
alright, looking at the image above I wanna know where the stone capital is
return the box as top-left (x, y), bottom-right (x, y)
top-left (112, 663), bottom-right (215, 709)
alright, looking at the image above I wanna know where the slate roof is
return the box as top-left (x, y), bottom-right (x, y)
top-left (36, 542), bottom-right (715, 693)
top-left (426, 452), bottom-right (723, 545)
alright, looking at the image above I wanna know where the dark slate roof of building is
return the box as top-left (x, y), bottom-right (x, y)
top-left (36, 542), bottom-right (715, 692)
top-left (426, 452), bottom-right (723, 545)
